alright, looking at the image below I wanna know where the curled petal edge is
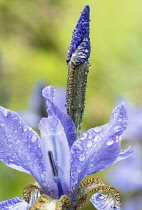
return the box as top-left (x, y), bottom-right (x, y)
top-left (73, 177), bottom-right (121, 210)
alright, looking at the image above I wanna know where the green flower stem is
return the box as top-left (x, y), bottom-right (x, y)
top-left (66, 61), bottom-right (90, 134)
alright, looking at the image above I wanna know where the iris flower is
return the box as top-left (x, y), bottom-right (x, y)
top-left (0, 86), bottom-right (132, 209)
top-left (0, 5), bottom-right (132, 210)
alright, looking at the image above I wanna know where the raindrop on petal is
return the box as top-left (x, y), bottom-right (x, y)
top-left (106, 140), bottom-right (114, 146)
top-left (94, 127), bottom-right (103, 133)
top-left (31, 135), bottom-right (37, 142)
top-left (79, 154), bottom-right (85, 161)
top-left (3, 109), bottom-right (8, 117)
top-left (80, 132), bottom-right (88, 140)
top-left (114, 126), bottom-right (122, 133)
top-left (87, 141), bottom-right (92, 147)
top-left (94, 135), bottom-right (102, 142)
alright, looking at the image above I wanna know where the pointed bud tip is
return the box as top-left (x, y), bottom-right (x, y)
top-left (67, 5), bottom-right (91, 65)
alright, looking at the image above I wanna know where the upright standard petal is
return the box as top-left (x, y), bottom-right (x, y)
top-left (38, 115), bottom-right (70, 198)
top-left (42, 86), bottom-right (76, 147)
top-left (70, 103), bottom-right (131, 189)
top-left (0, 197), bottom-right (28, 210)
top-left (0, 106), bottom-right (48, 193)
top-left (67, 5), bottom-right (90, 65)
top-left (54, 86), bottom-right (66, 113)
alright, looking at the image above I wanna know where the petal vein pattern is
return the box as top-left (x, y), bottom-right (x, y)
top-left (0, 197), bottom-right (28, 210)
top-left (38, 116), bottom-right (70, 198)
top-left (0, 106), bottom-right (47, 191)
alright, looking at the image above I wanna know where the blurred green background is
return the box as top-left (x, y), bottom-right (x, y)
top-left (0, 0), bottom-right (142, 209)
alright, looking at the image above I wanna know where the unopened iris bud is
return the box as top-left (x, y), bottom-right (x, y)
top-left (66, 5), bottom-right (91, 132)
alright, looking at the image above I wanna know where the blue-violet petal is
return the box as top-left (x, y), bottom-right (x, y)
top-left (70, 103), bottom-right (130, 190)
top-left (42, 86), bottom-right (76, 147)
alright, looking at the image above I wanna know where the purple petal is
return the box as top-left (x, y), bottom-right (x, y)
top-left (115, 145), bottom-right (133, 162)
top-left (0, 197), bottom-right (28, 209)
top-left (67, 5), bottom-right (90, 65)
top-left (38, 116), bottom-right (70, 198)
top-left (90, 193), bottom-right (120, 210)
top-left (42, 86), bottom-right (76, 147)
top-left (70, 103), bottom-right (131, 188)
top-left (54, 86), bottom-right (66, 113)
top-left (107, 145), bottom-right (142, 193)
top-left (116, 96), bottom-right (142, 140)
top-left (0, 106), bottom-right (48, 193)
top-left (19, 111), bottom-right (41, 128)
top-left (123, 196), bottom-right (142, 210)
top-left (28, 81), bottom-right (47, 115)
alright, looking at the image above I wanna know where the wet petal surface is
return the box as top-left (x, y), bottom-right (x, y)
top-left (42, 86), bottom-right (76, 147)
top-left (0, 106), bottom-right (48, 193)
top-left (0, 197), bottom-right (28, 210)
top-left (39, 115), bottom-right (70, 198)
top-left (71, 103), bottom-right (130, 189)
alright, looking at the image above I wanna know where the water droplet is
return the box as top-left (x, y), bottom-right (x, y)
top-left (86, 141), bottom-right (92, 147)
top-left (73, 143), bottom-right (84, 153)
top-left (94, 135), bottom-right (102, 142)
top-left (76, 165), bottom-right (82, 173)
top-left (114, 126), bottom-right (122, 133)
top-left (94, 127), bottom-right (103, 133)
top-left (23, 127), bottom-right (27, 132)
top-left (106, 140), bottom-right (114, 146)
top-left (31, 135), bottom-right (37, 142)
top-left (3, 109), bottom-right (8, 117)
top-left (8, 157), bottom-right (14, 162)
top-left (116, 136), bottom-right (121, 142)
top-left (40, 172), bottom-right (47, 182)
top-left (80, 132), bottom-right (87, 140)
top-left (79, 154), bottom-right (85, 161)
top-left (8, 135), bottom-right (12, 142)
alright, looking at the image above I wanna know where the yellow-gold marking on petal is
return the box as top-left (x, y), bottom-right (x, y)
top-left (23, 184), bottom-right (43, 203)
top-left (74, 194), bottom-right (87, 210)
top-left (30, 194), bottom-right (70, 210)
top-left (30, 194), bottom-right (56, 210)
top-left (76, 177), bottom-right (105, 200)
top-left (74, 177), bottom-right (104, 209)
top-left (91, 185), bottom-right (122, 208)
top-left (75, 177), bottom-right (121, 210)
top-left (56, 195), bottom-right (71, 210)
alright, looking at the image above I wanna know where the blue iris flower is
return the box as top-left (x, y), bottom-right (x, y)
top-left (0, 86), bottom-right (132, 209)
top-left (0, 5), bottom-right (133, 210)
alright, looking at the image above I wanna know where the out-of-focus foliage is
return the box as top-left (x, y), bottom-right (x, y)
top-left (0, 0), bottom-right (142, 209)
